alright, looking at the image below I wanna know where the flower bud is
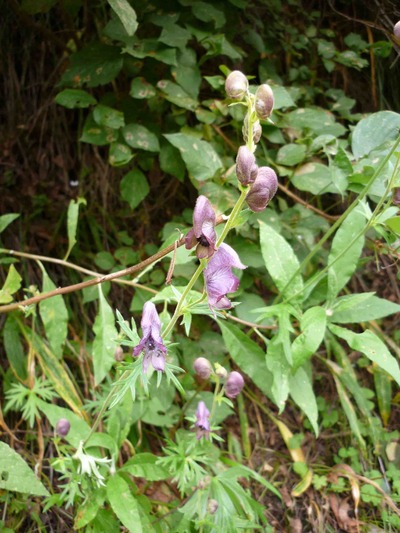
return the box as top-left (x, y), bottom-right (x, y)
top-left (207, 499), bottom-right (219, 514)
top-left (194, 357), bottom-right (213, 379)
top-left (225, 70), bottom-right (248, 100)
top-left (236, 146), bottom-right (258, 186)
top-left (56, 418), bottom-right (71, 437)
top-left (225, 371), bottom-right (244, 399)
top-left (255, 83), bottom-right (274, 120)
top-left (242, 117), bottom-right (262, 144)
top-left (394, 21), bottom-right (400, 42)
top-left (214, 363), bottom-right (228, 379)
top-left (114, 346), bottom-right (124, 362)
top-left (245, 166), bottom-right (278, 212)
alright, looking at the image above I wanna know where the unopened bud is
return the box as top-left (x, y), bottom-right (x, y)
top-left (207, 499), bottom-right (219, 514)
top-left (114, 346), bottom-right (124, 362)
top-left (225, 371), bottom-right (245, 399)
top-left (225, 70), bottom-right (248, 100)
top-left (242, 117), bottom-right (262, 144)
top-left (245, 166), bottom-right (278, 212)
top-left (394, 21), bottom-right (400, 42)
top-left (236, 146), bottom-right (258, 186)
top-left (255, 84), bottom-right (274, 120)
top-left (56, 418), bottom-right (71, 437)
top-left (214, 363), bottom-right (228, 379)
top-left (194, 357), bottom-right (213, 379)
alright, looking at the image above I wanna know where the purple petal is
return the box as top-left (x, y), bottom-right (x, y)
top-left (246, 166), bottom-right (278, 212)
top-left (236, 145), bottom-right (258, 186)
top-left (207, 243), bottom-right (246, 274)
top-left (195, 401), bottom-right (210, 431)
top-left (185, 228), bottom-right (198, 250)
top-left (141, 302), bottom-right (161, 337)
top-left (193, 196), bottom-right (216, 237)
top-left (151, 351), bottom-right (166, 372)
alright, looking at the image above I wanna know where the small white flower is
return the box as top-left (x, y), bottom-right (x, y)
top-left (73, 441), bottom-right (112, 487)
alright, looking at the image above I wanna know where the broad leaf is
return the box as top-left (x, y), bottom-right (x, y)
top-left (157, 80), bottom-right (198, 111)
top-left (0, 442), bottom-right (49, 497)
top-left (123, 124), bottom-right (160, 152)
top-left (331, 293), bottom-right (400, 323)
top-left (93, 105), bottom-right (125, 129)
top-left (107, 474), bottom-right (143, 533)
top-left (351, 111), bottom-right (400, 158)
top-left (266, 337), bottom-right (290, 411)
top-left (292, 306), bottom-right (327, 370)
top-left (289, 367), bottom-right (319, 436)
top-left (93, 286), bottom-right (118, 385)
top-left (55, 89), bottom-right (96, 109)
top-left (107, 0), bottom-right (138, 36)
top-left (38, 401), bottom-right (91, 448)
top-left (120, 169), bottom-right (149, 210)
top-left (0, 264), bottom-right (22, 304)
top-left (259, 221), bottom-right (304, 302)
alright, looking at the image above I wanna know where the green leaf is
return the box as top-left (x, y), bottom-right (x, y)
top-left (284, 108), bottom-right (347, 137)
top-left (327, 207), bottom-right (366, 299)
top-left (81, 114), bottom-right (119, 145)
top-left (121, 453), bottom-right (169, 481)
top-left (107, 474), bottom-right (143, 533)
top-left (164, 133), bottom-right (223, 181)
top-left (93, 286), bottom-right (118, 385)
top-left (38, 266), bottom-right (68, 359)
top-left (123, 124), bottom-right (160, 152)
top-left (173, 49), bottom-right (201, 99)
top-left (107, 0), bottom-right (138, 36)
top-left (38, 401), bottom-right (91, 448)
top-left (192, 1), bottom-right (225, 28)
top-left (159, 23), bottom-right (191, 49)
top-left (64, 197), bottom-right (86, 260)
top-left (329, 324), bottom-right (400, 386)
top-left (3, 315), bottom-right (27, 381)
top-left (276, 144), bottom-right (306, 166)
top-left (93, 105), bottom-right (125, 129)
top-left (292, 306), bottom-right (327, 370)
top-left (0, 213), bottom-right (19, 234)
top-left (385, 216), bottom-right (400, 234)
top-left (351, 111), bottom-right (400, 159)
top-left (60, 43), bottom-right (124, 88)
top-left (159, 143), bottom-right (185, 181)
top-left (292, 162), bottom-right (345, 195)
top-left (218, 321), bottom-right (273, 401)
top-left (266, 337), bottom-right (290, 411)
top-left (157, 80), bottom-right (198, 111)
top-left (0, 441), bottom-right (49, 497)
top-left (129, 77), bottom-right (156, 99)
top-left (331, 293), bottom-right (400, 323)
top-left (109, 142), bottom-right (133, 167)
top-left (55, 89), bottom-right (97, 109)
top-left (0, 265), bottom-right (22, 304)
top-left (289, 367), bottom-right (319, 436)
top-left (272, 86), bottom-right (296, 110)
top-left (259, 221), bottom-right (304, 302)
top-left (333, 374), bottom-right (366, 448)
top-left (120, 169), bottom-right (150, 210)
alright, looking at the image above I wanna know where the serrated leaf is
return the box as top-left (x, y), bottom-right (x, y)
top-left (55, 89), bottom-right (97, 109)
top-left (120, 168), bottom-right (149, 210)
top-left (218, 320), bottom-right (273, 401)
top-left (259, 221), bottom-right (304, 302)
top-left (38, 266), bottom-right (68, 359)
top-left (107, 474), bottom-right (143, 533)
top-left (65, 197), bottom-right (86, 260)
top-left (107, 0), bottom-right (138, 36)
top-left (327, 207), bottom-right (366, 299)
top-left (0, 213), bottom-right (20, 234)
top-left (0, 264), bottom-right (22, 304)
top-left (123, 124), bottom-right (160, 152)
top-left (93, 286), bottom-right (118, 385)
top-left (164, 133), bottom-right (222, 181)
top-left (289, 367), bottom-right (319, 436)
top-left (292, 306), bottom-right (327, 370)
top-left (329, 324), bottom-right (400, 386)
top-left (331, 293), bottom-right (400, 323)
top-left (0, 442), bottom-right (49, 496)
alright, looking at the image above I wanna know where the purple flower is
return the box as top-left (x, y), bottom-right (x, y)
top-left (185, 196), bottom-right (217, 259)
top-left (225, 371), bottom-right (245, 399)
top-left (56, 418), bottom-right (71, 437)
top-left (245, 166), bottom-right (278, 212)
top-left (195, 401), bottom-right (211, 440)
top-left (204, 243), bottom-right (246, 311)
top-left (236, 146), bottom-right (258, 186)
top-left (194, 357), bottom-right (213, 379)
top-left (133, 302), bottom-right (167, 372)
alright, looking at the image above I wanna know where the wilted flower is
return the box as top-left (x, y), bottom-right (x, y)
top-left (195, 401), bottom-right (211, 440)
top-left (133, 302), bottom-right (167, 372)
top-left (194, 357), bottom-right (213, 379)
top-left (56, 418), bottom-right (70, 437)
top-left (394, 21), bottom-right (400, 41)
top-left (225, 371), bottom-right (245, 398)
top-left (255, 83), bottom-right (274, 120)
top-left (236, 145), bottom-right (258, 186)
top-left (225, 70), bottom-right (248, 100)
top-left (74, 440), bottom-right (112, 487)
top-left (246, 166), bottom-right (278, 212)
top-left (204, 243), bottom-right (246, 311)
top-left (185, 196), bottom-right (217, 259)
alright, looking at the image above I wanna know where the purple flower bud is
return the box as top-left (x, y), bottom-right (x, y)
top-left (114, 346), bottom-right (124, 362)
top-left (133, 302), bottom-right (167, 372)
top-left (225, 371), bottom-right (244, 399)
top-left (185, 196), bottom-right (217, 259)
top-left (195, 401), bottom-right (211, 440)
top-left (236, 146), bottom-right (258, 186)
top-left (194, 357), bottom-right (213, 379)
top-left (207, 499), bottom-right (219, 514)
top-left (245, 166), bottom-right (278, 212)
top-left (204, 243), bottom-right (246, 312)
top-left (56, 418), bottom-right (71, 437)
top-left (255, 84), bottom-right (274, 120)
top-left (394, 21), bottom-right (400, 42)
top-left (225, 70), bottom-right (248, 100)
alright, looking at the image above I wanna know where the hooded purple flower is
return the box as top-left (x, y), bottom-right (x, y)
top-left (245, 166), bottom-right (278, 212)
top-left (225, 371), bottom-right (245, 399)
top-left (204, 243), bottom-right (246, 311)
top-left (195, 401), bottom-right (211, 440)
top-left (185, 196), bottom-right (217, 259)
top-left (133, 302), bottom-right (167, 372)
top-left (236, 145), bottom-right (258, 186)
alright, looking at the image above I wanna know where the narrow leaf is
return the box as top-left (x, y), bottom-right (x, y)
top-left (266, 338), bottom-right (290, 411)
top-left (65, 197), bottom-right (86, 260)
top-left (93, 286), bottom-right (118, 385)
top-left (289, 367), bottom-right (319, 436)
top-left (3, 314), bottom-right (27, 381)
top-left (107, 474), bottom-right (143, 533)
